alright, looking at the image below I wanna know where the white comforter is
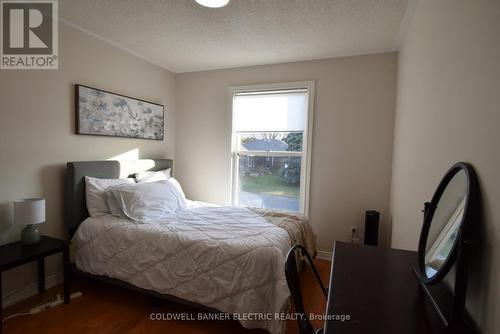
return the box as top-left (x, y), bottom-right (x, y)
top-left (73, 205), bottom-right (291, 334)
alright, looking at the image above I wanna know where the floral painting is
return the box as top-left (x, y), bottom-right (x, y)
top-left (76, 85), bottom-right (164, 140)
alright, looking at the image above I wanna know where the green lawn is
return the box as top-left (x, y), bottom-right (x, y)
top-left (240, 174), bottom-right (300, 198)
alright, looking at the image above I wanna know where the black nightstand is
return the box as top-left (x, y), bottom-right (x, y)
top-left (0, 235), bottom-right (70, 333)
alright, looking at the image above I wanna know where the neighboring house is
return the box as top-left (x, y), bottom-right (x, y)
top-left (240, 139), bottom-right (288, 176)
top-left (241, 139), bottom-right (288, 152)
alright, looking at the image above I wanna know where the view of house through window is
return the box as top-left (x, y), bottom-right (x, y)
top-left (231, 85), bottom-right (312, 213)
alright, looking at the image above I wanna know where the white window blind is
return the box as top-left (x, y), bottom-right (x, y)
top-left (233, 90), bottom-right (308, 132)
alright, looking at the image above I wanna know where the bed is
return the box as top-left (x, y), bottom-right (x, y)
top-left (67, 159), bottom-right (315, 334)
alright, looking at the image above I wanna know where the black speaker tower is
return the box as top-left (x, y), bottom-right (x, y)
top-left (364, 210), bottom-right (379, 246)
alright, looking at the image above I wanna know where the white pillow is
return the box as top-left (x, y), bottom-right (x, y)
top-left (106, 191), bottom-right (126, 218)
top-left (106, 180), bottom-right (187, 223)
top-left (85, 176), bottom-right (134, 217)
top-left (136, 168), bottom-right (171, 183)
top-left (105, 178), bottom-right (186, 219)
top-left (165, 177), bottom-right (186, 200)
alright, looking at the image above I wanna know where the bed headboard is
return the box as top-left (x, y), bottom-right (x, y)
top-left (66, 159), bottom-right (173, 237)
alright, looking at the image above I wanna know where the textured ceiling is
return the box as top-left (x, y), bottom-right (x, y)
top-left (59, 0), bottom-right (409, 73)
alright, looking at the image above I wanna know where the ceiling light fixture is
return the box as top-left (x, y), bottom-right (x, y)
top-left (195, 0), bottom-right (230, 8)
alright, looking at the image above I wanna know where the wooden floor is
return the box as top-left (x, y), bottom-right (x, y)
top-left (3, 260), bottom-right (330, 334)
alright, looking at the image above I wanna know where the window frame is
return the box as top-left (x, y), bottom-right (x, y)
top-left (227, 81), bottom-right (315, 217)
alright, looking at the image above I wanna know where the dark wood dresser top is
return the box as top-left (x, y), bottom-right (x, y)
top-left (324, 241), bottom-right (475, 334)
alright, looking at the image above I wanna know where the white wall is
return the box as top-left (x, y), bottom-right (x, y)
top-left (390, 0), bottom-right (500, 331)
top-left (175, 53), bottom-right (398, 254)
top-left (0, 23), bottom-right (176, 305)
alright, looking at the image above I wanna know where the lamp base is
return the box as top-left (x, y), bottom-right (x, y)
top-left (21, 224), bottom-right (40, 245)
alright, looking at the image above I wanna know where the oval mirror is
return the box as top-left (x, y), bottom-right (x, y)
top-left (417, 162), bottom-right (478, 284)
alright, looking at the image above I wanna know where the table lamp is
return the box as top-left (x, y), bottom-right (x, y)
top-left (14, 198), bottom-right (45, 245)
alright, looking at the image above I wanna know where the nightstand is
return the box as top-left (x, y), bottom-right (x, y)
top-left (0, 236), bottom-right (70, 333)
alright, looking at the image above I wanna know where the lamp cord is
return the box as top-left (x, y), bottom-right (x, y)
top-left (2, 312), bottom-right (30, 323)
top-left (2, 296), bottom-right (55, 323)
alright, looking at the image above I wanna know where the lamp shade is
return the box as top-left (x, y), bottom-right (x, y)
top-left (14, 198), bottom-right (45, 225)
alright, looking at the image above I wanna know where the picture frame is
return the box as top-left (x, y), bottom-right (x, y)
top-left (75, 84), bottom-right (165, 140)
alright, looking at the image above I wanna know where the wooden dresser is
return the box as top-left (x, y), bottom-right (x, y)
top-left (324, 242), bottom-right (478, 334)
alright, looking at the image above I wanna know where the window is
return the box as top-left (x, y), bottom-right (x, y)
top-left (229, 82), bottom-right (314, 214)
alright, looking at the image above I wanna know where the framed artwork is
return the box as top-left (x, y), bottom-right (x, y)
top-left (75, 84), bottom-right (164, 140)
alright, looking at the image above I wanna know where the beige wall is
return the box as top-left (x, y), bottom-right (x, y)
top-left (390, 0), bottom-right (500, 332)
top-left (175, 53), bottom-right (398, 254)
top-left (0, 23), bottom-right (175, 305)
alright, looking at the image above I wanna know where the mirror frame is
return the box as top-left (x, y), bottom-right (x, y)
top-left (417, 162), bottom-right (479, 285)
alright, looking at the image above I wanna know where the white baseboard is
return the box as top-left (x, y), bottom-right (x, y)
top-left (2, 272), bottom-right (63, 308)
top-left (316, 250), bottom-right (332, 261)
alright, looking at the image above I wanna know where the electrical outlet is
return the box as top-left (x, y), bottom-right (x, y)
top-left (351, 226), bottom-right (360, 244)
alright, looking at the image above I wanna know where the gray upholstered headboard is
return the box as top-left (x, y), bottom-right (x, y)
top-left (66, 159), bottom-right (173, 237)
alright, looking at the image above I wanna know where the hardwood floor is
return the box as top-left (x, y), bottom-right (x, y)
top-left (3, 259), bottom-right (330, 334)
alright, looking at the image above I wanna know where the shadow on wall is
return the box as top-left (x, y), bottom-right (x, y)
top-left (0, 202), bottom-right (15, 244)
top-left (69, 83), bottom-right (75, 134)
top-left (466, 181), bottom-right (491, 329)
top-left (39, 164), bottom-right (67, 240)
